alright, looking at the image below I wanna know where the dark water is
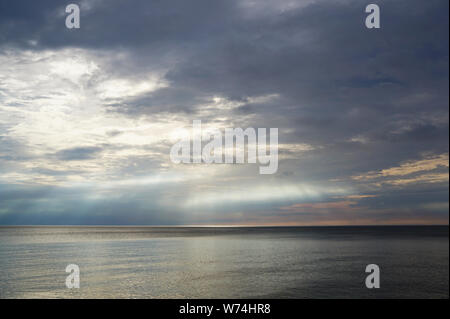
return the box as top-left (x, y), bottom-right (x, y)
top-left (0, 226), bottom-right (448, 299)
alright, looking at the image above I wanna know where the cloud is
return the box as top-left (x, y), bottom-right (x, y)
top-left (377, 154), bottom-right (449, 177)
top-left (183, 183), bottom-right (350, 208)
top-left (280, 200), bottom-right (359, 212)
top-left (54, 146), bottom-right (103, 161)
top-left (352, 153), bottom-right (449, 186)
top-left (0, 0), bottom-right (448, 225)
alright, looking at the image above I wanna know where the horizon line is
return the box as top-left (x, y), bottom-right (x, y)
top-left (0, 224), bottom-right (448, 228)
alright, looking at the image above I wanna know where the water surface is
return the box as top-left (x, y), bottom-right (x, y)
top-left (0, 226), bottom-right (448, 298)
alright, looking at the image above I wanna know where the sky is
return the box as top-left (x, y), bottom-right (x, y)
top-left (0, 0), bottom-right (448, 225)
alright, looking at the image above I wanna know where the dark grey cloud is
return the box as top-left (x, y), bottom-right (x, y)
top-left (0, 0), bottom-right (448, 225)
top-left (54, 146), bottom-right (102, 161)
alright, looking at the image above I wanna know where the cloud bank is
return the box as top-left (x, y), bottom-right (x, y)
top-left (0, 0), bottom-right (448, 225)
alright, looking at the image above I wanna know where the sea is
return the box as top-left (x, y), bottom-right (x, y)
top-left (0, 226), bottom-right (448, 298)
